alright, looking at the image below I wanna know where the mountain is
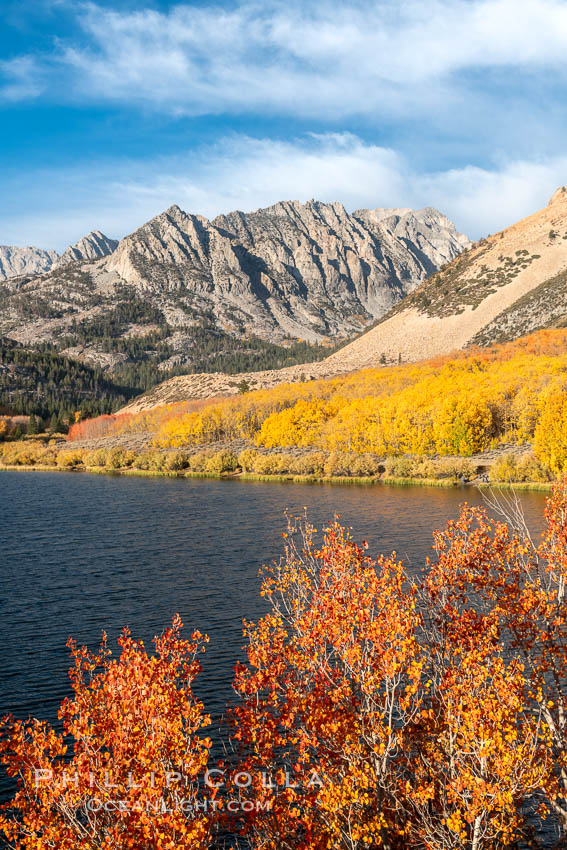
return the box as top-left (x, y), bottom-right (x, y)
top-left (56, 231), bottom-right (118, 266)
top-left (0, 230), bottom-right (117, 281)
top-left (0, 199), bottom-right (468, 394)
top-left (105, 200), bottom-right (469, 341)
top-left (0, 245), bottom-right (58, 280)
top-left (323, 185), bottom-right (567, 371)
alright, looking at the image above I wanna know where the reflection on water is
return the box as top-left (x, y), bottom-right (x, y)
top-left (0, 471), bottom-right (549, 799)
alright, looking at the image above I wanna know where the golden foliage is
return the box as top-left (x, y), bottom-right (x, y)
top-left (128, 330), bottom-right (567, 471)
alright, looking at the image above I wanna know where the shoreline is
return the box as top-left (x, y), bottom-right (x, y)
top-left (0, 464), bottom-right (554, 491)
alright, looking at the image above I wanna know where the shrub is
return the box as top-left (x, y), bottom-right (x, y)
top-left (516, 453), bottom-right (553, 483)
top-left (384, 456), bottom-right (413, 478)
top-left (491, 452), bottom-right (553, 483)
top-left (135, 451), bottom-right (166, 471)
top-left (0, 440), bottom-right (58, 467)
top-left (84, 448), bottom-right (109, 467)
top-left (490, 454), bottom-right (519, 482)
top-left (238, 448), bottom-right (260, 472)
top-left (203, 451), bottom-right (238, 474)
top-left (56, 449), bottom-right (86, 469)
top-left (434, 457), bottom-right (477, 481)
top-left (288, 452), bottom-right (326, 476)
top-left (162, 451), bottom-right (190, 471)
top-left (37, 450), bottom-right (57, 466)
top-left (324, 452), bottom-right (381, 477)
top-left (187, 452), bottom-right (209, 472)
top-left (348, 453), bottom-right (381, 477)
top-left (103, 448), bottom-right (136, 470)
top-left (384, 455), bottom-right (477, 481)
top-left (323, 451), bottom-right (352, 477)
top-left (252, 454), bottom-right (290, 475)
top-left (410, 458), bottom-right (439, 478)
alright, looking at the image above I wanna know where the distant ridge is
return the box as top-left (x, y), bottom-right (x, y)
top-left (0, 230), bottom-right (118, 281)
top-left (0, 245), bottom-right (58, 280)
top-left (0, 199), bottom-right (468, 375)
top-left (103, 199), bottom-right (469, 342)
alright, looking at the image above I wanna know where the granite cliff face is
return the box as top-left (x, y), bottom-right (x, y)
top-left (105, 200), bottom-right (470, 341)
top-left (119, 186), bottom-right (567, 414)
top-left (0, 245), bottom-right (58, 280)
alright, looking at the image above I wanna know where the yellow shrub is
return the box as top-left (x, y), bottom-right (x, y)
top-left (288, 453), bottom-right (326, 476)
top-left (85, 448), bottom-right (109, 467)
top-left (491, 452), bottom-right (552, 482)
top-left (238, 449), bottom-right (260, 472)
top-left (162, 452), bottom-right (189, 471)
top-left (251, 454), bottom-right (290, 475)
top-left (384, 456), bottom-right (413, 478)
top-left (136, 451), bottom-right (167, 471)
top-left (56, 449), bottom-right (86, 468)
top-left (187, 452), bottom-right (209, 472)
top-left (106, 448), bottom-right (136, 469)
top-left (203, 451), bottom-right (238, 474)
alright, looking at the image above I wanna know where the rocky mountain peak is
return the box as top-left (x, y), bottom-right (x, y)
top-left (56, 231), bottom-right (118, 266)
top-left (548, 186), bottom-right (567, 206)
top-left (101, 197), bottom-right (470, 342)
top-left (326, 188), bottom-right (567, 371)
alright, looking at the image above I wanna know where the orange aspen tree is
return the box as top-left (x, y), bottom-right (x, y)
top-left (420, 490), bottom-right (567, 847)
top-left (231, 516), bottom-right (426, 849)
top-left (0, 616), bottom-right (214, 849)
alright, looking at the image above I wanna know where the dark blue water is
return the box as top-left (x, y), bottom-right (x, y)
top-left (0, 471), bottom-right (549, 801)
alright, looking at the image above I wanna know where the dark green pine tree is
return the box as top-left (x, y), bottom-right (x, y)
top-left (48, 413), bottom-right (60, 434)
top-left (27, 413), bottom-right (39, 435)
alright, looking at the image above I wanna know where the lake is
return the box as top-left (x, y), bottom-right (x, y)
top-left (0, 471), bottom-right (550, 802)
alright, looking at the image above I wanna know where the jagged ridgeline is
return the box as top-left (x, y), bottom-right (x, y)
top-left (0, 199), bottom-right (469, 418)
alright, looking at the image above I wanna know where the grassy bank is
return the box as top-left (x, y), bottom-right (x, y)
top-left (0, 462), bottom-right (554, 491)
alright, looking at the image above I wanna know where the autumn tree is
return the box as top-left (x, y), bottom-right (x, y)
top-left (231, 497), bottom-right (567, 849)
top-left (232, 516), bottom-right (424, 849)
top-left (424, 486), bottom-right (567, 841)
top-left (0, 616), bottom-right (214, 849)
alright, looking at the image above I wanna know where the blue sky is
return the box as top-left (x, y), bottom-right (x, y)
top-left (2, 0), bottom-right (567, 250)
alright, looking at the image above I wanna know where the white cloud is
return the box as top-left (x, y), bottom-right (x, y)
top-left (2, 133), bottom-right (566, 250)
top-left (0, 56), bottom-right (43, 101)
top-left (3, 0), bottom-right (567, 118)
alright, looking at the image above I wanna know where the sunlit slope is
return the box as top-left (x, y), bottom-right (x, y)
top-left (325, 186), bottom-right (567, 370)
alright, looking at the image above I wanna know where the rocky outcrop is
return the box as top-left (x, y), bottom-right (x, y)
top-left (56, 231), bottom-right (118, 266)
top-left (0, 245), bottom-right (58, 280)
top-left (105, 200), bottom-right (470, 341)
